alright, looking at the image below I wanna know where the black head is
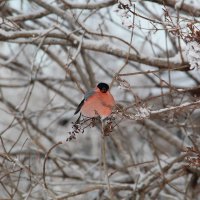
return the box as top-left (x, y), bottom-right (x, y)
top-left (97, 82), bottom-right (109, 93)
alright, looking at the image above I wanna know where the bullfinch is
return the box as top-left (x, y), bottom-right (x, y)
top-left (74, 83), bottom-right (115, 119)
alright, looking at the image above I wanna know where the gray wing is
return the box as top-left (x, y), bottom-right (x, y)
top-left (74, 89), bottom-right (95, 115)
top-left (84, 89), bottom-right (95, 100)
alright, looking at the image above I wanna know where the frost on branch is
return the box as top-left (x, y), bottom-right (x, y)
top-left (121, 104), bottom-right (151, 120)
top-left (135, 106), bottom-right (150, 119)
top-left (185, 23), bottom-right (200, 70)
top-left (116, 76), bottom-right (131, 90)
top-left (186, 41), bottom-right (200, 70)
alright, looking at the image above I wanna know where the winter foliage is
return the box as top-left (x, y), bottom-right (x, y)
top-left (0, 0), bottom-right (200, 199)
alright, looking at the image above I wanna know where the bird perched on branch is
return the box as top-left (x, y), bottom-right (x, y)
top-left (74, 82), bottom-right (115, 119)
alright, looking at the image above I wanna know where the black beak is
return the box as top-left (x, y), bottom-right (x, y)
top-left (101, 87), bottom-right (107, 93)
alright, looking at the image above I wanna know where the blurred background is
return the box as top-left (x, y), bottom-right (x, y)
top-left (0, 0), bottom-right (200, 199)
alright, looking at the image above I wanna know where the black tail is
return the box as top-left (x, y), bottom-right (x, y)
top-left (74, 99), bottom-right (84, 115)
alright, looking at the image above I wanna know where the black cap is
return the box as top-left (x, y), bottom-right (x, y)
top-left (97, 82), bottom-right (109, 93)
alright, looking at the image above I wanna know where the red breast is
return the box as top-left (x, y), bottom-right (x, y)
top-left (81, 89), bottom-right (115, 118)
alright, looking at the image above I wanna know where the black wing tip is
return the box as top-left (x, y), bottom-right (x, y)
top-left (74, 99), bottom-right (84, 115)
top-left (74, 109), bottom-right (79, 115)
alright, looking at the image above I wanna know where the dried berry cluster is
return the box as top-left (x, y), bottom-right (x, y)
top-left (66, 116), bottom-right (116, 141)
top-left (66, 118), bottom-right (96, 141)
top-left (103, 117), bottom-right (116, 135)
top-left (66, 122), bottom-right (84, 141)
top-left (184, 147), bottom-right (200, 168)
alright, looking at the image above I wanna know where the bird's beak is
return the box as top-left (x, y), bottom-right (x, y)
top-left (101, 87), bottom-right (107, 93)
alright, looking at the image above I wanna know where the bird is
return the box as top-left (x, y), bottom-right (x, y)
top-left (74, 82), bottom-right (115, 119)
